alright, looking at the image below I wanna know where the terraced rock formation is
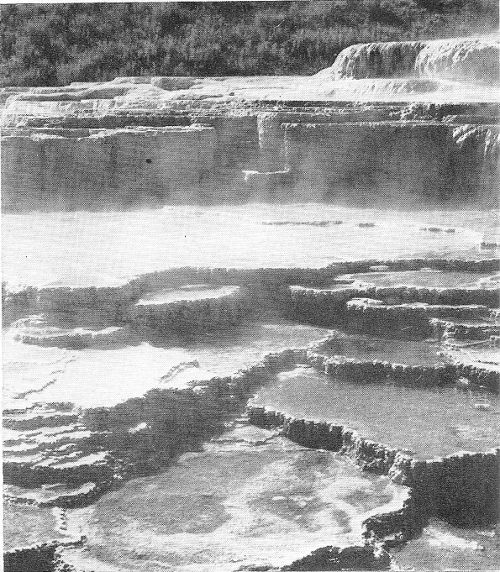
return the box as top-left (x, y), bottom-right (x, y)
top-left (2, 33), bottom-right (499, 572)
top-left (2, 36), bottom-right (499, 211)
top-left (320, 36), bottom-right (499, 83)
top-left (3, 258), bottom-right (499, 571)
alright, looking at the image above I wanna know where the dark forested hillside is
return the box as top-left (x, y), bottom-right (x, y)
top-left (1, 1), bottom-right (498, 86)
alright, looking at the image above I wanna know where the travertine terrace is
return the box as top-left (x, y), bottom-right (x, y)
top-left (2, 35), bottom-right (500, 572)
top-left (2, 35), bottom-right (499, 210)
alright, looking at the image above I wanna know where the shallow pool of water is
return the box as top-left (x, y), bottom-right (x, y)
top-left (3, 322), bottom-right (330, 409)
top-left (3, 205), bottom-right (495, 289)
top-left (315, 331), bottom-right (445, 366)
top-left (251, 367), bottom-right (500, 459)
top-left (136, 285), bottom-right (239, 305)
top-left (63, 421), bottom-right (406, 572)
top-left (337, 270), bottom-right (499, 289)
top-left (391, 518), bottom-right (500, 571)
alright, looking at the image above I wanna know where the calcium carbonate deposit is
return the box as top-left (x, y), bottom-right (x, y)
top-left (2, 35), bottom-right (499, 572)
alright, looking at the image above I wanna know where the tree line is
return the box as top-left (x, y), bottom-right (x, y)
top-left (1, 1), bottom-right (497, 86)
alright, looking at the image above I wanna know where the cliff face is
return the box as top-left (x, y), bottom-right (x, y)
top-left (1, 127), bottom-right (216, 210)
top-left (2, 111), bottom-right (498, 210)
top-left (282, 121), bottom-right (499, 205)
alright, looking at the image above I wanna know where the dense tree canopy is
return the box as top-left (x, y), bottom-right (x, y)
top-left (1, 1), bottom-right (497, 86)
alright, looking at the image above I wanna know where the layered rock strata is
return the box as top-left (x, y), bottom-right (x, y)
top-left (4, 257), bottom-right (498, 325)
top-left (2, 111), bottom-right (498, 209)
top-left (288, 280), bottom-right (498, 336)
top-left (1, 126), bottom-right (216, 210)
top-left (282, 121), bottom-right (499, 205)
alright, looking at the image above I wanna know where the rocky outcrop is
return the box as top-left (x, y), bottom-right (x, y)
top-left (306, 349), bottom-right (499, 393)
top-left (5, 484), bottom-right (100, 510)
top-left (343, 298), bottom-right (491, 337)
top-left (288, 280), bottom-right (497, 337)
top-left (283, 260), bottom-right (498, 337)
top-left (282, 121), bottom-right (499, 205)
top-left (13, 323), bottom-right (132, 349)
top-left (3, 115), bottom-right (498, 208)
top-left (4, 543), bottom-right (58, 572)
top-left (391, 448), bottom-right (500, 526)
top-left (451, 124), bottom-right (500, 199)
top-left (4, 257), bottom-right (497, 329)
top-left (2, 36), bottom-right (499, 211)
top-left (2, 283), bottom-right (141, 328)
top-left (431, 317), bottom-right (499, 341)
top-left (3, 456), bottom-right (114, 491)
top-left (313, 355), bottom-right (453, 388)
top-left (363, 490), bottom-right (424, 547)
top-left (4, 537), bottom-right (85, 572)
top-left (453, 362), bottom-right (499, 394)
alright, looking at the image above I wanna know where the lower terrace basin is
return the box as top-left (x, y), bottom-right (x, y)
top-left (3, 320), bottom-right (330, 409)
top-left (391, 517), bottom-right (500, 571)
top-left (250, 366), bottom-right (499, 460)
top-left (2, 321), bottom-right (331, 525)
top-left (312, 331), bottom-right (446, 366)
top-left (336, 269), bottom-right (500, 289)
top-left (58, 418), bottom-right (405, 572)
